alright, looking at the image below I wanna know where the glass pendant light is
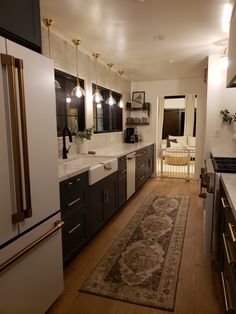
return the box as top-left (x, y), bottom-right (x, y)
top-left (105, 63), bottom-right (116, 106)
top-left (117, 70), bottom-right (124, 108)
top-left (96, 103), bottom-right (102, 109)
top-left (92, 53), bottom-right (103, 103)
top-left (42, 18), bottom-right (61, 89)
top-left (71, 39), bottom-right (85, 98)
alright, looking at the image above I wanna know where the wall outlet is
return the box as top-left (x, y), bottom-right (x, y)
top-left (215, 129), bottom-right (221, 137)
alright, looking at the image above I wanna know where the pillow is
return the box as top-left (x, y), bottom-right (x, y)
top-left (170, 141), bottom-right (183, 148)
top-left (169, 135), bottom-right (187, 145)
top-left (188, 136), bottom-right (196, 147)
top-left (167, 138), bottom-right (177, 147)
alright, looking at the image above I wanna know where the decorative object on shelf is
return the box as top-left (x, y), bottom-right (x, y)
top-left (106, 63), bottom-right (116, 106)
top-left (220, 109), bottom-right (236, 124)
top-left (75, 126), bottom-right (94, 154)
top-left (92, 53), bottom-right (103, 104)
top-left (132, 91), bottom-right (145, 108)
top-left (117, 70), bottom-right (124, 108)
top-left (71, 39), bottom-right (85, 98)
top-left (42, 18), bottom-right (61, 89)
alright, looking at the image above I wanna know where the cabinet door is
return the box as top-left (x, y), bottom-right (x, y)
top-left (104, 173), bottom-right (118, 220)
top-left (87, 182), bottom-right (104, 237)
top-left (146, 145), bottom-right (155, 178)
top-left (118, 173), bottom-right (127, 208)
top-left (62, 205), bottom-right (86, 266)
top-left (0, 0), bottom-right (41, 52)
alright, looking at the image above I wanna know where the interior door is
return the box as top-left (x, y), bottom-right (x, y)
top-left (0, 36), bottom-right (19, 245)
top-left (6, 39), bottom-right (60, 233)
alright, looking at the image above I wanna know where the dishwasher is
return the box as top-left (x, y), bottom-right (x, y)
top-left (127, 152), bottom-right (136, 199)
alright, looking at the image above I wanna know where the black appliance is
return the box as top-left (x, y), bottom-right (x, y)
top-left (212, 157), bottom-right (236, 173)
top-left (124, 128), bottom-right (135, 143)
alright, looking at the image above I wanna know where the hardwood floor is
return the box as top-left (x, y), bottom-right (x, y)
top-left (48, 178), bottom-right (223, 314)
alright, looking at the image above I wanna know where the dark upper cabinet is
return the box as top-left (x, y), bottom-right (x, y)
top-left (0, 0), bottom-right (42, 52)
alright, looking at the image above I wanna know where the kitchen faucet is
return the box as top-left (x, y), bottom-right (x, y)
top-left (62, 126), bottom-right (73, 159)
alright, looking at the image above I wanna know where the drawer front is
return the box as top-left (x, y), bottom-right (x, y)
top-left (136, 166), bottom-right (147, 191)
top-left (60, 172), bottom-right (88, 214)
top-left (62, 205), bottom-right (86, 265)
top-left (136, 149), bottom-right (147, 167)
top-left (118, 156), bottom-right (127, 173)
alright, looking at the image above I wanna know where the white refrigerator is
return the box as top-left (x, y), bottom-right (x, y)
top-left (0, 37), bottom-right (64, 313)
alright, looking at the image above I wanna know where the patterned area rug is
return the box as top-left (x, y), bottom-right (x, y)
top-left (80, 193), bottom-right (190, 311)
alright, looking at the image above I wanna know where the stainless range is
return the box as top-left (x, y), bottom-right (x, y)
top-left (199, 157), bottom-right (236, 264)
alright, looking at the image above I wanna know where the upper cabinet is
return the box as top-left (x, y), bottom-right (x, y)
top-left (227, 6), bottom-right (236, 87)
top-left (0, 0), bottom-right (41, 53)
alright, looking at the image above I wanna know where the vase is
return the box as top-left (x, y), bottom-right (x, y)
top-left (76, 139), bottom-right (88, 154)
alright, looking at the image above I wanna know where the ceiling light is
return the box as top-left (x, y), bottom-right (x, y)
top-left (105, 63), bottom-right (116, 106)
top-left (42, 18), bottom-right (61, 90)
top-left (71, 39), bottom-right (85, 98)
top-left (168, 59), bottom-right (175, 64)
top-left (92, 53), bottom-right (103, 103)
top-left (222, 3), bottom-right (233, 32)
top-left (154, 35), bottom-right (165, 40)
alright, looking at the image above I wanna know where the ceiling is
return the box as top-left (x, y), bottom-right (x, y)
top-left (40, 0), bottom-right (231, 81)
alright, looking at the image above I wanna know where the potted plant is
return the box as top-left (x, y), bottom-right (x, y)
top-left (75, 126), bottom-right (94, 154)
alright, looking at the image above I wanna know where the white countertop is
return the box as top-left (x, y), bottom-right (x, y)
top-left (220, 173), bottom-right (236, 219)
top-left (93, 142), bottom-right (154, 157)
top-left (58, 142), bottom-right (154, 182)
top-left (211, 147), bottom-right (236, 158)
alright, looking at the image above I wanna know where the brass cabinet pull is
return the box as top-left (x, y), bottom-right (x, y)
top-left (68, 223), bottom-right (81, 234)
top-left (0, 220), bottom-right (64, 272)
top-left (222, 233), bottom-right (234, 264)
top-left (67, 181), bottom-right (73, 186)
top-left (121, 169), bottom-right (127, 175)
top-left (220, 272), bottom-right (234, 313)
top-left (221, 197), bottom-right (229, 209)
top-left (139, 175), bottom-right (145, 182)
top-left (103, 190), bottom-right (108, 202)
top-left (140, 163), bottom-right (145, 168)
top-left (68, 197), bottom-right (81, 207)
top-left (228, 223), bottom-right (236, 242)
top-left (76, 178), bottom-right (81, 182)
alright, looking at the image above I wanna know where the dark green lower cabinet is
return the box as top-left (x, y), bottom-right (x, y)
top-left (87, 172), bottom-right (118, 238)
top-left (62, 205), bottom-right (86, 266)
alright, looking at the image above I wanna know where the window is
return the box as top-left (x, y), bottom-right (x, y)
top-left (92, 84), bottom-right (123, 133)
top-left (55, 69), bottom-right (85, 136)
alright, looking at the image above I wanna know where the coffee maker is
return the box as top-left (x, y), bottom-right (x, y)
top-left (124, 127), bottom-right (135, 143)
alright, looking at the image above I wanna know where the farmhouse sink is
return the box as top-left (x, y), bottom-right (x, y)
top-left (59, 155), bottom-right (118, 185)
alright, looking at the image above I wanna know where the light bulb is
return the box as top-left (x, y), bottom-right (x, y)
top-left (106, 95), bottom-right (116, 106)
top-left (93, 91), bottom-right (103, 103)
top-left (118, 99), bottom-right (124, 108)
top-left (66, 96), bottom-right (71, 103)
top-left (71, 83), bottom-right (85, 98)
top-left (96, 103), bottom-right (102, 109)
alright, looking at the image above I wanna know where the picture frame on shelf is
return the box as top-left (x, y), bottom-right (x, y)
top-left (132, 91), bottom-right (145, 108)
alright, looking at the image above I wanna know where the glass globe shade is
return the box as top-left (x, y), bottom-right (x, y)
top-left (66, 96), bottom-right (71, 104)
top-left (106, 95), bottom-right (116, 106)
top-left (71, 83), bottom-right (85, 98)
top-left (93, 91), bottom-right (103, 103)
top-left (96, 103), bottom-right (102, 109)
top-left (118, 98), bottom-right (124, 108)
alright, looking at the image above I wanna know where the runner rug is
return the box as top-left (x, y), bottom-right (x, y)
top-left (80, 193), bottom-right (190, 311)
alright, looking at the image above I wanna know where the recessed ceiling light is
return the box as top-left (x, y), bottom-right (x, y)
top-left (154, 35), bottom-right (165, 40)
top-left (134, 0), bottom-right (146, 3)
top-left (168, 59), bottom-right (175, 64)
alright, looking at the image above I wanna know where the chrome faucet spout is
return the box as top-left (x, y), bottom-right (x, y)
top-left (62, 127), bottom-right (73, 159)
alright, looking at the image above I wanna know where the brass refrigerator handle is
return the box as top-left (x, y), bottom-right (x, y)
top-left (228, 223), bottom-right (236, 242)
top-left (221, 197), bottom-right (229, 209)
top-left (222, 233), bottom-right (233, 264)
top-left (1, 54), bottom-right (24, 223)
top-left (15, 58), bottom-right (32, 219)
top-left (0, 220), bottom-right (64, 273)
top-left (220, 271), bottom-right (234, 312)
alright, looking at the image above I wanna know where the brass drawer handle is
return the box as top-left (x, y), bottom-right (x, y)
top-left (140, 163), bottom-right (145, 168)
top-left (121, 169), bottom-right (127, 175)
top-left (68, 197), bottom-right (81, 207)
top-left (68, 223), bottom-right (81, 234)
top-left (220, 271), bottom-right (234, 313)
top-left (139, 175), bottom-right (145, 182)
top-left (67, 181), bottom-right (73, 186)
top-left (222, 233), bottom-right (234, 264)
top-left (76, 178), bottom-right (81, 182)
top-left (228, 223), bottom-right (236, 242)
top-left (221, 197), bottom-right (229, 209)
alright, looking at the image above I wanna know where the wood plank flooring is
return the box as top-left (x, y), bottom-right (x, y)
top-left (48, 178), bottom-right (223, 314)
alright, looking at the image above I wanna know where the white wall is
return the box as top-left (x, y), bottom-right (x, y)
top-left (131, 78), bottom-right (207, 178)
top-left (41, 27), bottom-right (131, 156)
top-left (205, 54), bottom-right (236, 157)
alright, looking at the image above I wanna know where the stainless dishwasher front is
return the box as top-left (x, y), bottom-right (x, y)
top-left (127, 152), bottom-right (136, 199)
